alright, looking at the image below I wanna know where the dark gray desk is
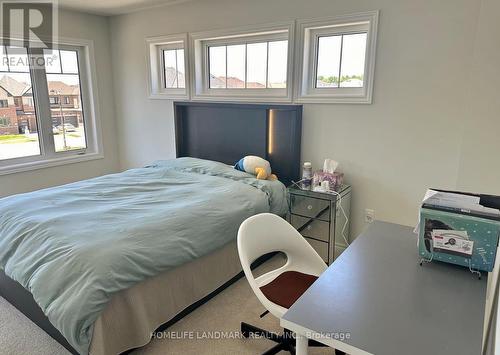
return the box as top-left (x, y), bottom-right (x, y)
top-left (281, 221), bottom-right (487, 355)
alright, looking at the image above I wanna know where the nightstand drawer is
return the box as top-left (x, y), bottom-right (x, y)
top-left (290, 195), bottom-right (330, 221)
top-left (290, 215), bottom-right (329, 242)
top-left (305, 237), bottom-right (329, 262)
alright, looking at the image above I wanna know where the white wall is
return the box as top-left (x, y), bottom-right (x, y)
top-left (110, 0), bottom-right (491, 238)
top-left (454, 0), bottom-right (500, 349)
top-left (0, 10), bottom-right (119, 198)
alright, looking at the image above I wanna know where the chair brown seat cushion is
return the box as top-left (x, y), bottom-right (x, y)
top-left (259, 271), bottom-right (318, 309)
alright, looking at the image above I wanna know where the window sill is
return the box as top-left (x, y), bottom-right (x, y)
top-left (149, 91), bottom-right (189, 100)
top-left (191, 92), bottom-right (293, 103)
top-left (0, 152), bottom-right (104, 176)
top-left (295, 95), bottom-right (373, 104)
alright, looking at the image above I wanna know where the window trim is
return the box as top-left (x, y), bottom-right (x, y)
top-left (146, 34), bottom-right (189, 100)
top-left (295, 11), bottom-right (379, 104)
top-left (190, 22), bottom-right (295, 102)
top-left (0, 36), bottom-right (104, 176)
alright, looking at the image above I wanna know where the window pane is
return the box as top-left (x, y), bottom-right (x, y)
top-left (246, 42), bottom-right (267, 88)
top-left (176, 49), bottom-right (185, 89)
top-left (47, 51), bottom-right (86, 152)
top-left (5, 47), bottom-right (29, 73)
top-left (267, 40), bottom-right (287, 88)
top-left (0, 47), bottom-right (8, 72)
top-left (209, 46), bottom-right (226, 88)
top-left (340, 33), bottom-right (367, 87)
top-left (163, 49), bottom-right (178, 88)
top-left (226, 44), bottom-right (245, 88)
top-left (44, 49), bottom-right (62, 74)
top-left (60, 50), bottom-right (79, 74)
top-left (0, 71), bottom-right (41, 160)
top-left (316, 36), bottom-right (341, 88)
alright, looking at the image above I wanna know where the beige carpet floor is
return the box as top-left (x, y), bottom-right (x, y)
top-left (0, 256), bottom-right (333, 354)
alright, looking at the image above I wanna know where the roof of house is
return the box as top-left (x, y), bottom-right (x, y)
top-left (209, 75), bottom-right (266, 89)
top-left (0, 75), bottom-right (31, 96)
top-left (165, 67), bottom-right (185, 88)
top-left (47, 81), bottom-right (80, 96)
top-left (0, 86), bottom-right (9, 100)
top-left (0, 75), bottom-right (80, 97)
top-left (209, 75), bottom-right (225, 88)
top-left (246, 80), bottom-right (266, 89)
top-left (225, 77), bottom-right (245, 88)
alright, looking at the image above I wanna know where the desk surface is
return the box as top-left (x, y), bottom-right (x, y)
top-left (282, 221), bottom-right (487, 355)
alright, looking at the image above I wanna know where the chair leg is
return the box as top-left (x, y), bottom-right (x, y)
top-left (282, 329), bottom-right (296, 354)
top-left (241, 322), bottom-right (282, 343)
top-left (241, 322), bottom-right (300, 355)
top-left (309, 338), bottom-right (328, 347)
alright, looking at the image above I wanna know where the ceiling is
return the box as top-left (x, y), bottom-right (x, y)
top-left (58, 0), bottom-right (193, 16)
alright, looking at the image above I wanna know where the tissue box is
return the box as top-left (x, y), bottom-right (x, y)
top-left (313, 171), bottom-right (344, 191)
top-left (419, 207), bottom-right (500, 272)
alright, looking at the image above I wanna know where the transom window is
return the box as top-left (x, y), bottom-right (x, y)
top-left (207, 40), bottom-right (288, 89)
top-left (146, 35), bottom-right (189, 99)
top-left (191, 23), bottom-right (294, 102)
top-left (296, 11), bottom-right (378, 103)
top-left (147, 13), bottom-right (378, 103)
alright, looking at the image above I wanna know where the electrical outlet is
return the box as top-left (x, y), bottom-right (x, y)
top-left (365, 209), bottom-right (375, 223)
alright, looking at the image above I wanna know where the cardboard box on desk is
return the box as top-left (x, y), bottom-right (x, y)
top-left (419, 206), bottom-right (500, 273)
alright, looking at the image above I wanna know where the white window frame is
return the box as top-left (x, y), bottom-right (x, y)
top-left (146, 34), bottom-right (189, 100)
top-left (295, 11), bottom-right (379, 104)
top-left (190, 22), bottom-right (295, 102)
top-left (0, 36), bottom-right (104, 175)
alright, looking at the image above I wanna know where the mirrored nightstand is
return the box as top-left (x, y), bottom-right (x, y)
top-left (287, 185), bottom-right (351, 265)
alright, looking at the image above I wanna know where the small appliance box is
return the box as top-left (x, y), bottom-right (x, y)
top-left (418, 190), bottom-right (500, 272)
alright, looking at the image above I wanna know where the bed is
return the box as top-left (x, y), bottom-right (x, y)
top-left (0, 102), bottom-right (302, 355)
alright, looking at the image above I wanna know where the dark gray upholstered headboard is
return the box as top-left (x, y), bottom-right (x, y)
top-left (174, 102), bottom-right (302, 186)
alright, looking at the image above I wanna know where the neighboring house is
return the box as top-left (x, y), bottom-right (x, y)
top-left (209, 75), bottom-right (266, 89)
top-left (0, 76), bottom-right (29, 135)
top-left (245, 79), bottom-right (266, 88)
top-left (19, 87), bottom-right (37, 134)
top-left (0, 76), bottom-right (83, 135)
top-left (209, 74), bottom-right (225, 88)
top-left (47, 81), bottom-right (83, 128)
top-left (0, 93), bottom-right (19, 135)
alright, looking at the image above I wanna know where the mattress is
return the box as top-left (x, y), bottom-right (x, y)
top-left (0, 157), bottom-right (288, 354)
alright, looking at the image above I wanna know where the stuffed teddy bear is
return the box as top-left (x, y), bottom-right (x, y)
top-left (234, 155), bottom-right (278, 181)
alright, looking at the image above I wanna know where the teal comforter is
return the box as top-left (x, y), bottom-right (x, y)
top-left (0, 158), bottom-right (288, 354)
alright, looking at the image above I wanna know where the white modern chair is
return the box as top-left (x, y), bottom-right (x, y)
top-left (237, 213), bottom-right (336, 355)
